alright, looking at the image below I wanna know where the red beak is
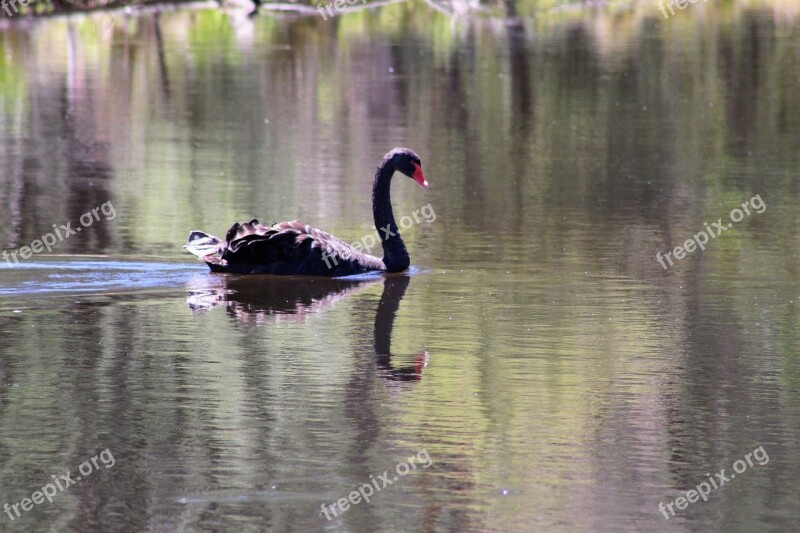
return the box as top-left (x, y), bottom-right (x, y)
top-left (412, 163), bottom-right (429, 189)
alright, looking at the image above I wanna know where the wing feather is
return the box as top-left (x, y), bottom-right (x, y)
top-left (186, 219), bottom-right (385, 276)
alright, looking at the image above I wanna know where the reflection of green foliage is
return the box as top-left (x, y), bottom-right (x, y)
top-left (187, 10), bottom-right (241, 65)
top-left (3, 0), bottom-right (797, 18)
top-left (0, 42), bottom-right (27, 114)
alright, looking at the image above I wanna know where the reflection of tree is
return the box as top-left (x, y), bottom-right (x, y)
top-left (154, 12), bottom-right (172, 100)
top-left (62, 25), bottom-right (115, 252)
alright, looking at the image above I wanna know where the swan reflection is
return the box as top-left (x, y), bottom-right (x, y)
top-left (186, 274), bottom-right (427, 381)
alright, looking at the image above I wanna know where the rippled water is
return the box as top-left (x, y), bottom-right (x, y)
top-left (1, 1), bottom-right (800, 531)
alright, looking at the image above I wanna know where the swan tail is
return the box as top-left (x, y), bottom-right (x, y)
top-left (185, 231), bottom-right (223, 260)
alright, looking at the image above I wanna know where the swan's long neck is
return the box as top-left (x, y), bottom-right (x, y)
top-left (373, 160), bottom-right (409, 273)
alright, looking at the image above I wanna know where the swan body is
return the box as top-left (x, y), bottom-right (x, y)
top-left (185, 148), bottom-right (428, 276)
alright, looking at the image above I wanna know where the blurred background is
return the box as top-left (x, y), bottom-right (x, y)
top-left (1, 0), bottom-right (799, 531)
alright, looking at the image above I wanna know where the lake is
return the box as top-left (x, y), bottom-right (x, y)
top-left (1, 1), bottom-right (799, 531)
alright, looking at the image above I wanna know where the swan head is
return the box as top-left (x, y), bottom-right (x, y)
top-left (386, 147), bottom-right (428, 189)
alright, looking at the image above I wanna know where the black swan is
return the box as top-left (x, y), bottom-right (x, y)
top-left (185, 148), bottom-right (428, 276)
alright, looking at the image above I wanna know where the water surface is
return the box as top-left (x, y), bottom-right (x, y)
top-left (1, 2), bottom-right (800, 531)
